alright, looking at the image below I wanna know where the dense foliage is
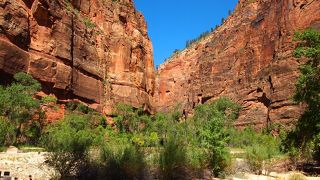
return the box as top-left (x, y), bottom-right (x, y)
top-left (0, 72), bottom-right (41, 145)
top-left (42, 115), bottom-right (92, 178)
top-left (192, 97), bottom-right (240, 176)
top-left (232, 127), bottom-right (281, 174)
top-left (101, 138), bottom-right (145, 180)
top-left (285, 28), bottom-right (320, 161)
top-left (0, 72), bottom-right (289, 178)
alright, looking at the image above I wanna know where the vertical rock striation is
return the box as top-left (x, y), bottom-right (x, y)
top-left (0, 0), bottom-right (155, 113)
top-left (1, 0), bottom-right (320, 128)
top-left (154, 0), bottom-right (320, 128)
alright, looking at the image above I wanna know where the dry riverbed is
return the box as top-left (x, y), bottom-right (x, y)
top-left (0, 147), bottom-right (319, 180)
top-left (0, 147), bottom-right (56, 180)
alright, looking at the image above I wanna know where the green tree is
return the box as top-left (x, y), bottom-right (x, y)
top-left (113, 103), bottom-right (152, 133)
top-left (193, 97), bottom-right (240, 176)
top-left (221, 17), bottom-right (225, 24)
top-left (43, 114), bottom-right (95, 178)
top-left (285, 28), bottom-right (320, 161)
top-left (0, 72), bottom-right (41, 144)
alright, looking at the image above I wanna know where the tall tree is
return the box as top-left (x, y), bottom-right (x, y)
top-left (0, 72), bottom-right (41, 144)
top-left (286, 28), bottom-right (320, 161)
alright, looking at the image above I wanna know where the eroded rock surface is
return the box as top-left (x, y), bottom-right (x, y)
top-left (0, 0), bottom-right (155, 113)
top-left (1, 0), bottom-right (320, 128)
top-left (154, 0), bottom-right (320, 128)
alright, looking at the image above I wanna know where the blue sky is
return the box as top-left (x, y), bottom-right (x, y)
top-left (134, 0), bottom-right (238, 67)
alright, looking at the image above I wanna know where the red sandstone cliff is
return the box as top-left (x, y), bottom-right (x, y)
top-left (154, 0), bottom-right (320, 127)
top-left (1, 0), bottom-right (320, 127)
top-left (0, 0), bottom-right (155, 113)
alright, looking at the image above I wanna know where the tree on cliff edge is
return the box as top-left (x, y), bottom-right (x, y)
top-left (285, 28), bottom-right (320, 161)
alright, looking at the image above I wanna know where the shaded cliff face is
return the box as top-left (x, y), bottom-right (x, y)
top-left (0, 0), bottom-right (155, 113)
top-left (154, 0), bottom-right (320, 127)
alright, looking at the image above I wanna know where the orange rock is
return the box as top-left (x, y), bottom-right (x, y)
top-left (1, 0), bottom-right (320, 129)
top-left (44, 104), bottom-right (65, 123)
top-left (0, 0), bottom-right (155, 114)
top-left (154, 0), bottom-right (320, 128)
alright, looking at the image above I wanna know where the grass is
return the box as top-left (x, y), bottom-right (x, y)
top-left (230, 147), bottom-right (246, 159)
top-left (0, 146), bottom-right (7, 152)
top-left (18, 145), bottom-right (45, 153)
top-left (83, 17), bottom-right (96, 28)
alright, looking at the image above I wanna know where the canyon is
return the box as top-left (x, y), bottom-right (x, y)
top-left (154, 0), bottom-right (320, 127)
top-left (0, 0), bottom-right (155, 115)
top-left (1, 0), bottom-right (320, 127)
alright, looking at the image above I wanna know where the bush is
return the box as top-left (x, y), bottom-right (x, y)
top-left (76, 103), bottom-right (94, 114)
top-left (23, 120), bottom-right (42, 145)
top-left (0, 117), bottom-right (16, 145)
top-left (112, 103), bottom-right (144, 133)
top-left (43, 114), bottom-right (95, 178)
top-left (228, 127), bottom-right (282, 174)
top-left (101, 138), bottom-right (145, 180)
top-left (228, 127), bottom-right (257, 148)
top-left (186, 147), bottom-right (207, 171)
top-left (245, 145), bottom-right (269, 174)
top-left (41, 95), bottom-right (57, 104)
top-left (159, 135), bottom-right (188, 180)
top-left (245, 133), bottom-right (281, 174)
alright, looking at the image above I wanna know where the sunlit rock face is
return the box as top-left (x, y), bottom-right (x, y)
top-left (0, 0), bottom-right (155, 113)
top-left (154, 0), bottom-right (320, 128)
top-left (1, 0), bottom-right (320, 128)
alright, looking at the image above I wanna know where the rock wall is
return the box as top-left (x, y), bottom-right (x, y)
top-left (0, 0), bottom-right (155, 113)
top-left (154, 0), bottom-right (320, 128)
top-left (1, 0), bottom-right (320, 128)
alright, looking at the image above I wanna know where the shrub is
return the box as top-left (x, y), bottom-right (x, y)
top-left (101, 139), bottom-right (145, 180)
top-left (227, 126), bottom-right (282, 174)
top-left (245, 134), bottom-right (281, 174)
top-left (159, 135), bottom-right (188, 180)
top-left (83, 17), bottom-right (96, 28)
top-left (41, 95), bottom-right (57, 104)
top-left (186, 146), bottom-right (207, 171)
top-left (66, 102), bottom-right (78, 111)
top-left (23, 120), bottom-right (42, 145)
top-left (228, 127), bottom-right (258, 148)
top-left (246, 144), bottom-right (269, 174)
top-left (13, 72), bottom-right (41, 91)
top-left (113, 103), bottom-right (152, 133)
top-left (43, 114), bottom-right (95, 178)
top-left (66, 102), bottom-right (94, 114)
top-left (76, 103), bottom-right (94, 114)
top-left (0, 117), bottom-right (16, 145)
